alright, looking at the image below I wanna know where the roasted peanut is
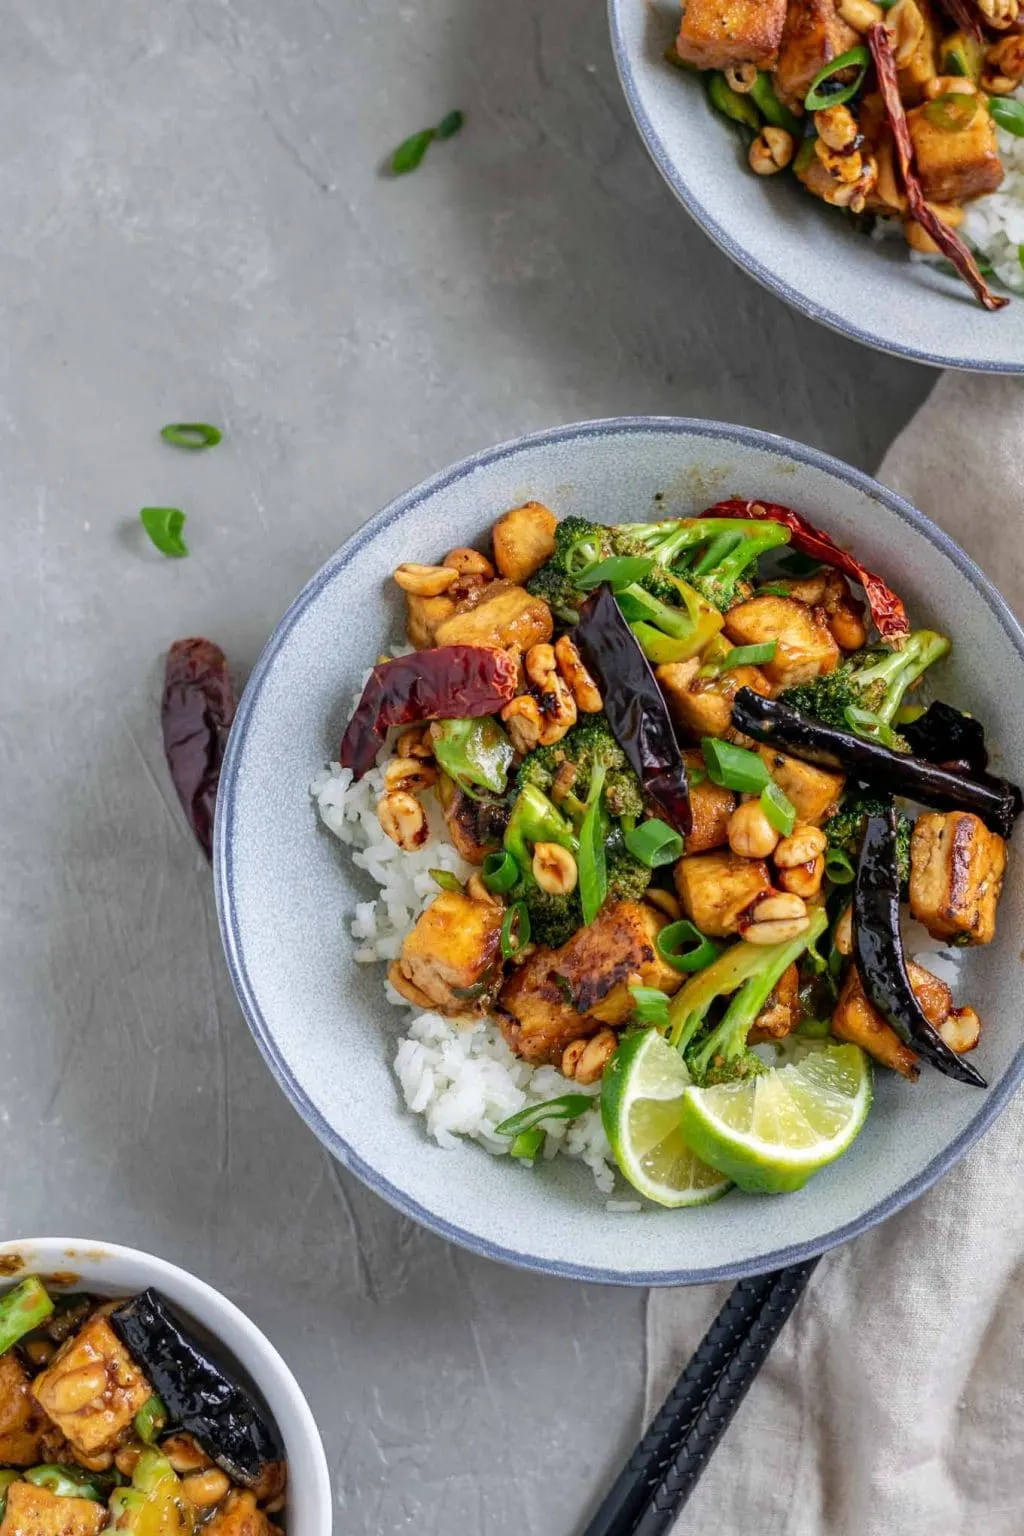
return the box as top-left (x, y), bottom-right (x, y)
top-left (532, 842), bottom-right (579, 896)
top-left (181, 1470), bottom-right (232, 1508)
top-left (524, 642), bottom-right (577, 744)
top-left (778, 855), bottom-right (825, 899)
top-left (443, 547), bottom-right (495, 579)
top-left (115, 1445), bottom-right (143, 1478)
top-left (21, 1339), bottom-right (54, 1367)
top-left (163, 1435), bottom-right (213, 1477)
top-left (554, 635), bottom-right (603, 713)
top-left (742, 892), bottom-right (810, 945)
top-left (838, 0), bottom-right (883, 29)
top-left (939, 1007), bottom-right (982, 1053)
top-left (75, 1450), bottom-right (114, 1472)
top-left (384, 756), bottom-right (437, 794)
top-left (774, 826), bottom-right (827, 868)
top-left (815, 139), bottom-right (865, 184)
top-left (466, 873), bottom-right (501, 906)
top-left (834, 904), bottom-right (854, 956)
top-left (815, 104), bottom-right (859, 151)
top-left (562, 1039), bottom-right (587, 1078)
top-left (645, 887), bottom-right (682, 921)
top-left (395, 725), bottom-right (434, 761)
top-left (393, 562), bottom-right (460, 597)
top-left (501, 694), bottom-right (544, 754)
top-left (49, 1363), bottom-right (107, 1414)
top-left (727, 801), bottom-right (780, 859)
top-left (978, 0), bottom-right (1018, 27)
top-left (922, 75), bottom-right (977, 98)
top-left (550, 759), bottom-right (580, 806)
top-left (983, 34), bottom-right (1024, 91)
top-left (750, 127), bottom-right (794, 174)
top-left (574, 1029), bottom-right (618, 1085)
top-left (725, 62), bottom-right (758, 92)
top-left (886, 0), bottom-right (925, 66)
top-left (377, 791), bottom-right (428, 850)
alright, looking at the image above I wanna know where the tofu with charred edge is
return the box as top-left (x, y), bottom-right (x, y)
top-left (724, 595), bottom-right (840, 691)
top-left (0, 1480), bottom-right (107, 1536)
top-left (498, 902), bottom-right (682, 1065)
top-left (909, 811), bottom-right (1006, 946)
top-left (30, 1315), bottom-right (152, 1459)
top-left (833, 960), bottom-right (981, 1077)
top-left (757, 747), bottom-right (844, 826)
top-left (394, 890), bottom-right (504, 1014)
top-left (675, 0), bottom-right (787, 70)
top-left (491, 502), bottom-right (557, 586)
top-left (433, 580), bottom-right (552, 653)
top-left (674, 851), bottom-right (772, 938)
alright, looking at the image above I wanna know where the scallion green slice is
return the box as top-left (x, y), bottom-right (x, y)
top-left (990, 96), bottom-right (1024, 138)
top-left (160, 422), bottom-right (221, 450)
top-left (429, 869), bottom-right (463, 893)
top-left (501, 900), bottom-right (530, 959)
top-left (824, 847), bottom-right (856, 885)
top-left (510, 1127), bottom-right (545, 1160)
top-left (804, 46), bottom-right (870, 111)
top-left (701, 738), bottom-right (771, 795)
top-left (140, 506), bottom-right (188, 558)
top-left (481, 849), bottom-right (518, 894)
top-left (629, 985), bottom-right (671, 1028)
top-left (761, 781), bottom-right (796, 836)
top-left (655, 920), bottom-right (720, 975)
top-left (495, 1094), bottom-right (593, 1137)
top-left (624, 819), bottom-right (684, 868)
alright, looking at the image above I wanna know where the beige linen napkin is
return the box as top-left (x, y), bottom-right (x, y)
top-left (647, 373), bottom-right (1024, 1536)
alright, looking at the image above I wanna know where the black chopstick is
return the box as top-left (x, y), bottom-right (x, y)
top-left (582, 1259), bottom-right (819, 1536)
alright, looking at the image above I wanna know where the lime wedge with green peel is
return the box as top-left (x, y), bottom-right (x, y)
top-left (679, 1043), bottom-right (872, 1195)
top-left (601, 1029), bottom-right (733, 1208)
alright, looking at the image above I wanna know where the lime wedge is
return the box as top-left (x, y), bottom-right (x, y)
top-left (679, 1043), bottom-right (872, 1195)
top-left (601, 1030), bottom-right (732, 1208)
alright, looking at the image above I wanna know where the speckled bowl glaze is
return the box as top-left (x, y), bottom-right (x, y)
top-left (0, 1238), bottom-right (331, 1535)
top-left (215, 418), bottom-right (1024, 1285)
top-left (608, 0), bottom-right (1024, 373)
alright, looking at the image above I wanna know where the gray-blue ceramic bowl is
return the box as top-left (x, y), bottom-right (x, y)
top-left (608, 0), bottom-right (1024, 373)
top-left (214, 417), bottom-right (1024, 1285)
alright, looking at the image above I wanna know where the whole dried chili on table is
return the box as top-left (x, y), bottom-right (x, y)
top-left (573, 583), bottom-right (692, 834)
top-left (868, 23), bottom-right (1008, 312)
top-left (339, 644), bottom-right (518, 780)
top-left (703, 497), bottom-right (910, 644)
top-left (162, 638), bottom-right (236, 859)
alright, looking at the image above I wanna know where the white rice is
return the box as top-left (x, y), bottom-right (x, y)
top-left (960, 88), bottom-right (1024, 296)
top-left (311, 738), bottom-right (619, 1198)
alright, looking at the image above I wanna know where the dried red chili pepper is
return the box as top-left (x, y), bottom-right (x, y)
top-left (340, 645), bottom-right (518, 780)
top-left (573, 584), bottom-right (692, 834)
top-left (163, 638), bottom-right (236, 860)
top-left (703, 497), bottom-right (911, 644)
top-left (868, 24), bottom-right (1008, 313)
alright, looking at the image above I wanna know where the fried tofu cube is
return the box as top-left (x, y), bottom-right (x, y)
top-left (491, 502), bottom-right (557, 585)
top-left (832, 965), bottom-right (920, 1079)
top-left (205, 1491), bottom-right (276, 1536)
top-left (908, 94), bottom-right (1003, 205)
top-left (0, 1482), bottom-right (107, 1536)
top-left (434, 580), bottom-right (553, 653)
top-left (30, 1316), bottom-right (151, 1459)
top-left (683, 750), bottom-right (736, 854)
top-left (758, 747), bottom-right (844, 826)
top-left (397, 890), bottom-right (504, 1014)
top-left (909, 811), bottom-right (1006, 945)
top-left (676, 0), bottom-right (786, 69)
top-left (0, 1355), bottom-right (49, 1466)
top-left (405, 592), bottom-right (457, 650)
top-left (674, 851), bottom-right (771, 938)
top-left (499, 902), bottom-right (683, 1064)
top-left (656, 659), bottom-right (771, 742)
top-left (724, 595), bottom-right (840, 690)
top-left (775, 0), bottom-right (859, 103)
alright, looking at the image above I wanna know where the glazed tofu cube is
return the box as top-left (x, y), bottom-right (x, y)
top-left (775, 0), bottom-right (859, 103)
top-left (31, 1315), bottom-right (151, 1459)
top-left (676, 0), bottom-right (786, 69)
top-left (724, 596), bottom-right (840, 690)
top-left (434, 580), bottom-right (553, 652)
top-left (683, 750), bottom-right (736, 854)
top-left (499, 902), bottom-right (682, 1064)
top-left (908, 95), bottom-right (1003, 204)
top-left (656, 659), bottom-right (771, 742)
top-left (205, 1491), bottom-right (276, 1536)
top-left (0, 1481), bottom-right (107, 1536)
top-left (909, 811), bottom-right (1006, 945)
top-left (758, 747), bottom-right (844, 826)
top-left (0, 1355), bottom-right (48, 1466)
top-left (405, 592), bottom-right (457, 650)
top-left (398, 890), bottom-right (503, 1013)
top-left (674, 851), bottom-right (771, 938)
top-left (491, 502), bottom-right (557, 585)
top-left (832, 966), bottom-right (920, 1079)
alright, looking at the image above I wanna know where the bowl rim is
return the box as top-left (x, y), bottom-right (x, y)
top-left (606, 0), bottom-right (1024, 377)
top-left (214, 414), bottom-right (1024, 1286)
top-left (0, 1236), bottom-right (332, 1535)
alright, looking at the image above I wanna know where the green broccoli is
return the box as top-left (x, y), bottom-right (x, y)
top-left (526, 516), bottom-right (613, 623)
top-left (516, 716), bottom-right (645, 823)
top-left (606, 836), bottom-right (653, 904)
top-left (666, 908), bottom-right (828, 1085)
top-left (825, 792), bottom-right (912, 889)
top-left (612, 518), bottom-right (791, 611)
top-left (503, 783), bottom-right (583, 948)
top-left (781, 630), bottom-right (951, 751)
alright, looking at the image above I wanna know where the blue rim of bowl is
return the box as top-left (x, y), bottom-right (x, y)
top-left (215, 415), bottom-right (1024, 1286)
top-left (607, 0), bottom-right (1024, 376)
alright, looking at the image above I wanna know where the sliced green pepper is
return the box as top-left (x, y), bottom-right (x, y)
top-left (134, 1394), bottom-right (169, 1446)
top-left (706, 72), bottom-right (761, 131)
top-left (24, 1466), bottom-right (104, 1501)
top-left (0, 1276), bottom-right (54, 1356)
top-left (108, 1450), bottom-right (194, 1535)
top-left (750, 73), bottom-right (800, 133)
top-left (938, 30), bottom-right (985, 80)
top-left (431, 716), bottom-right (514, 795)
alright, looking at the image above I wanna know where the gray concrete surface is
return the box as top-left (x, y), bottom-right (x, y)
top-left (0, 0), bottom-right (934, 1530)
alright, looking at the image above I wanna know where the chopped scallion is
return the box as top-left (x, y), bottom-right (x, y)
top-left (629, 985), bottom-right (671, 1028)
top-left (804, 45), bottom-right (870, 111)
top-left (500, 900), bottom-right (531, 959)
top-left (989, 96), bottom-right (1024, 138)
top-left (510, 1127), bottom-right (545, 1161)
top-left (701, 737), bottom-right (771, 795)
top-left (761, 780), bottom-right (796, 836)
top-left (429, 869), bottom-right (463, 893)
top-left (655, 919), bottom-right (720, 975)
top-left (140, 506), bottom-right (188, 558)
top-left (624, 819), bottom-right (683, 868)
top-left (160, 422), bottom-right (221, 450)
top-left (495, 1094), bottom-right (594, 1137)
top-left (481, 849), bottom-right (518, 894)
top-left (824, 847), bottom-right (856, 885)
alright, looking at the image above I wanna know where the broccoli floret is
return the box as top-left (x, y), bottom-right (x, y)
top-left (503, 784), bottom-right (584, 948)
top-left (524, 561), bottom-right (585, 625)
top-left (606, 833), bottom-right (653, 903)
top-left (523, 887), bottom-right (583, 950)
top-left (516, 717), bottom-right (645, 824)
top-left (666, 908), bottom-right (829, 1085)
top-left (825, 792), bottom-right (912, 888)
top-left (782, 631), bottom-right (951, 751)
top-left (612, 518), bottom-right (791, 612)
top-left (525, 517), bottom-right (613, 624)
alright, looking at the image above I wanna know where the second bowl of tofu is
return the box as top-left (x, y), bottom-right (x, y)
top-left (214, 416), bottom-right (1024, 1285)
top-left (608, 0), bottom-right (1024, 371)
top-left (0, 1239), bottom-right (331, 1536)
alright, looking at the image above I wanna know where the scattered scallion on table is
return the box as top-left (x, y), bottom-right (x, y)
top-left (390, 109), bottom-right (465, 175)
top-left (140, 506), bottom-right (189, 558)
top-left (160, 422), bottom-right (222, 450)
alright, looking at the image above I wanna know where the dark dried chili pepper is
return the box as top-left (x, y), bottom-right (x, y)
top-left (573, 583), bottom-right (692, 833)
top-left (731, 687), bottom-right (1022, 838)
top-left (339, 645), bottom-right (518, 780)
top-left (162, 639), bottom-right (236, 860)
top-left (703, 498), bottom-right (911, 643)
top-left (854, 805), bottom-right (986, 1086)
top-left (868, 24), bottom-right (1008, 312)
top-left (901, 700), bottom-right (989, 775)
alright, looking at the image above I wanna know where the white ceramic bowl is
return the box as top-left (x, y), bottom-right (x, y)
top-left (608, 0), bottom-right (1024, 372)
top-left (0, 1238), bottom-right (331, 1536)
top-left (215, 417), bottom-right (1024, 1286)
